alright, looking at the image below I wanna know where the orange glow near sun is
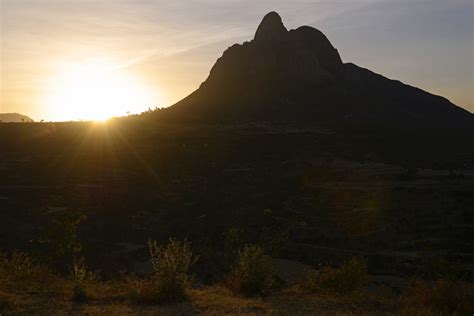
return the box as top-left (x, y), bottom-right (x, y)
top-left (46, 60), bottom-right (156, 121)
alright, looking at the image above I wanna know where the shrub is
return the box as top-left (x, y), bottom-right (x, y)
top-left (407, 278), bottom-right (474, 314)
top-left (130, 238), bottom-right (196, 304)
top-left (0, 251), bottom-right (60, 293)
top-left (303, 256), bottom-right (368, 295)
top-left (227, 245), bottom-right (274, 296)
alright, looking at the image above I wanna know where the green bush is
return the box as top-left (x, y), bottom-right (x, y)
top-left (304, 257), bottom-right (368, 295)
top-left (130, 238), bottom-right (196, 304)
top-left (227, 245), bottom-right (274, 296)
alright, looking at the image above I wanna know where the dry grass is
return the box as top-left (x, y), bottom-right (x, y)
top-left (190, 286), bottom-right (267, 315)
top-left (406, 278), bottom-right (474, 314)
top-left (0, 290), bottom-right (15, 313)
top-left (0, 251), bottom-right (63, 294)
top-left (2, 251), bottom-right (473, 315)
top-left (2, 279), bottom-right (471, 315)
top-left (191, 286), bottom-right (404, 315)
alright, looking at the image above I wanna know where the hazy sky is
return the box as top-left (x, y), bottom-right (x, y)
top-left (1, 0), bottom-right (473, 121)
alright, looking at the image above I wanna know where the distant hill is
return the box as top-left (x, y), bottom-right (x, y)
top-left (163, 12), bottom-right (473, 130)
top-left (0, 113), bottom-right (34, 123)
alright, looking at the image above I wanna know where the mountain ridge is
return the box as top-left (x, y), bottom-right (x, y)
top-left (161, 12), bottom-right (473, 130)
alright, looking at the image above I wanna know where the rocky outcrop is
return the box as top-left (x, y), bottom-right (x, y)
top-left (254, 11), bottom-right (288, 41)
top-left (288, 26), bottom-right (343, 74)
top-left (205, 12), bottom-right (342, 86)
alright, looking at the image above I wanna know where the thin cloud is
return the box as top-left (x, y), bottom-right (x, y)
top-left (1, 0), bottom-right (472, 119)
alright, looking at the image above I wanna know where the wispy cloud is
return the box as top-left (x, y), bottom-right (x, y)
top-left (1, 0), bottom-right (472, 118)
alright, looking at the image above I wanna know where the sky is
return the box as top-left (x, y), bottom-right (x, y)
top-left (1, 0), bottom-right (473, 121)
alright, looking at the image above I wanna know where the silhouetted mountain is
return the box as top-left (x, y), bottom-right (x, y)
top-left (164, 12), bottom-right (473, 130)
top-left (0, 113), bottom-right (34, 123)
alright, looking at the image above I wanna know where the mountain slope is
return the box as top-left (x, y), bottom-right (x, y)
top-left (163, 12), bottom-right (473, 129)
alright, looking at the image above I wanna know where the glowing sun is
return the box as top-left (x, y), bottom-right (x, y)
top-left (47, 60), bottom-right (155, 121)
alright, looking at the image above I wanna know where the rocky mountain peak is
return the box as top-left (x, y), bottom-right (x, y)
top-left (254, 11), bottom-right (288, 41)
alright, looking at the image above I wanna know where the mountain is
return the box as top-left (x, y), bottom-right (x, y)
top-left (0, 113), bottom-right (34, 123)
top-left (163, 12), bottom-right (473, 130)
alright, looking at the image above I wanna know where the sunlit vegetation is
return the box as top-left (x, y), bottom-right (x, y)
top-left (1, 186), bottom-right (472, 314)
top-left (1, 242), bottom-right (473, 315)
top-left (127, 239), bottom-right (196, 304)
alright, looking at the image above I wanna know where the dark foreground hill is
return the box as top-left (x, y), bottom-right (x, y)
top-left (163, 12), bottom-right (473, 130)
top-left (1, 120), bottom-right (473, 314)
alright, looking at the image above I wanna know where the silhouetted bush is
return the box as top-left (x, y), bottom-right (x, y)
top-left (129, 238), bottom-right (196, 304)
top-left (303, 256), bottom-right (368, 295)
top-left (227, 245), bottom-right (274, 296)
